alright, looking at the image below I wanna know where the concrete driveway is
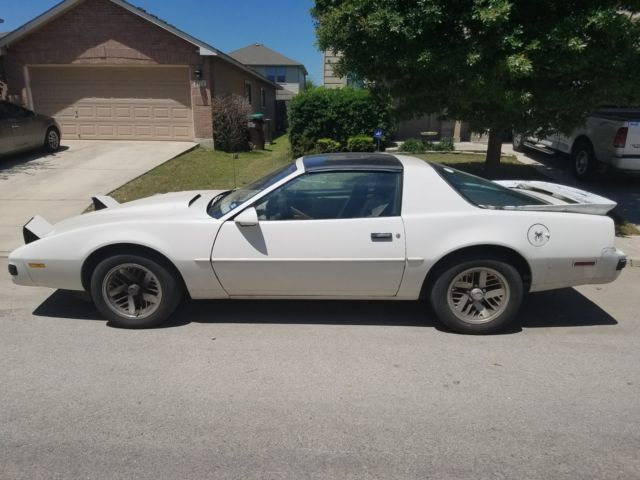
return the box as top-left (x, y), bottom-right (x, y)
top-left (0, 258), bottom-right (639, 479)
top-left (0, 140), bottom-right (196, 255)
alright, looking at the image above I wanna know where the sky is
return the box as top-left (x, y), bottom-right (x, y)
top-left (0, 0), bottom-right (323, 82)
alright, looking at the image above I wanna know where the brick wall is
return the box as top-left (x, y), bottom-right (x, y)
top-left (3, 0), bottom-right (213, 139)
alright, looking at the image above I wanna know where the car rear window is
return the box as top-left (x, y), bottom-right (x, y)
top-left (430, 163), bottom-right (547, 208)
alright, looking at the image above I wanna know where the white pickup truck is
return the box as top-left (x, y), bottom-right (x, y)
top-left (512, 109), bottom-right (640, 179)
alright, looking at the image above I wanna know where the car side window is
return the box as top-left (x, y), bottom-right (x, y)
top-left (3, 102), bottom-right (31, 119)
top-left (255, 171), bottom-right (402, 221)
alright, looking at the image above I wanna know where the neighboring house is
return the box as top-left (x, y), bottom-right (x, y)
top-left (230, 43), bottom-right (307, 130)
top-left (0, 0), bottom-right (280, 144)
top-left (322, 50), bottom-right (469, 142)
top-left (229, 44), bottom-right (307, 102)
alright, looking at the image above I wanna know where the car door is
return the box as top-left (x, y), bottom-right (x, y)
top-left (0, 102), bottom-right (17, 154)
top-left (211, 170), bottom-right (407, 297)
top-left (3, 102), bottom-right (41, 150)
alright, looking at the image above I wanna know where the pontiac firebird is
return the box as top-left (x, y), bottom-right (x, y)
top-left (7, 153), bottom-right (627, 334)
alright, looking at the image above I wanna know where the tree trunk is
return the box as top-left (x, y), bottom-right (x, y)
top-left (484, 128), bottom-right (505, 178)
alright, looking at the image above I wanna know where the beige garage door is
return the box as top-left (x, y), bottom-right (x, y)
top-left (29, 66), bottom-right (193, 141)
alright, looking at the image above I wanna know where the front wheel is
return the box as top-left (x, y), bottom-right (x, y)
top-left (511, 132), bottom-right (526, 152)
top-left (430, 256), bottom-right (524, 334)
top-left (44, 127), bottom-right (60, 153)
top-left (90, 254), bottom-right (183, 328)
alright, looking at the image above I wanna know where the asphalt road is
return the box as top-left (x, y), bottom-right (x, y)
top-left (1, 259), bottom-right (639, 480)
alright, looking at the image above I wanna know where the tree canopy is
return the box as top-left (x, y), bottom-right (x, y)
top-left (312, 1), bottom-right (640, 170)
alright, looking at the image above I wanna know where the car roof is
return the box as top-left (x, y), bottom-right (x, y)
top-left (302, 153), bottom-right (403, 172)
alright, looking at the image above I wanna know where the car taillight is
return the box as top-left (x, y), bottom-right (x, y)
top-left (614, 127), bottom-right (628, 148)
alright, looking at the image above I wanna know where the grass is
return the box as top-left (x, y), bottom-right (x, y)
top-left (109, 132), bottom-right (292, 203)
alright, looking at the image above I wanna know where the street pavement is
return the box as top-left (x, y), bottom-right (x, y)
top-left (1, 258), bottom-right (638, 480)
top-left (0, 140), bottom-right (196, 255)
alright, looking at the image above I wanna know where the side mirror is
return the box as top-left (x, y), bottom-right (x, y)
top-left (234, 207), bottom-right (259, 227)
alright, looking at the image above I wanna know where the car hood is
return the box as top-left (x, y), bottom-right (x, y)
top-left (45, 190), bottom-right (226, 236)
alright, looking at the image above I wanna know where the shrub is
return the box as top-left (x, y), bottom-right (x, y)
top-left (434, 137), bottom-right (455, 151)
top-left (315, 138), bottom-right (342, 153)
top-left (212, 94), bottom-right (251, 152)
top-left (347, 134), bottom-right (376, 152)
top-left (399, 138), bottom-right (426, 153)
top-left (288, 87), bottom-right (392, 157)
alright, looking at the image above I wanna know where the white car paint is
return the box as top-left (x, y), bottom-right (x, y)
top-left (8, 154), bottom-right (626, 304)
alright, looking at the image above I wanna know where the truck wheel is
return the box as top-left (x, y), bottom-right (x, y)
top-left (571, 140), bottom-right (597, 180)
top-left (512, 133), bottom-right (526, 152)
top-left (429, 255), bottom-right (524, 335)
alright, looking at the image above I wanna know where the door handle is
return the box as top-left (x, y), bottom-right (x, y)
top-left (371, 232), bottom-right (393, 242)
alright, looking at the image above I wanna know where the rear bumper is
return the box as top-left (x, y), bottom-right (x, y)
top-left (610, 156), bottom-right (640, 171)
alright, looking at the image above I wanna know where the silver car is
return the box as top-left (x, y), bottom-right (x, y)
top-left (0, 100), bottom-right (61, 156)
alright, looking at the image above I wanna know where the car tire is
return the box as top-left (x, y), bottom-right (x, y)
top-left (429, 255), bottom-right (524, 334)
top-left (44, 127), bottom-right (61, 153)
top-left (571, 140), bottom-right (597, 180)
top-left (90, 254), bottom-right (183, 328)
top-left (511, 132), bottom-right (526, 152)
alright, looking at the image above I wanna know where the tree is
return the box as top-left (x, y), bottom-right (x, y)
top-left (312, 1), bottom-right (640, 174)
top-left (305, 77), bottom-right (317, 90)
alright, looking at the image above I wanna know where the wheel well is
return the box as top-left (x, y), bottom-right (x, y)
top-left (571, 135), bottom-right (592, 154)
top-left (81, 243), bottom-right (189, 297)
top-left (419, 245), bottom-right (532, 299)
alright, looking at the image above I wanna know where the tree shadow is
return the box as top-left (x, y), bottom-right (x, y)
top-left (33, 287), bottom-right (617, 334)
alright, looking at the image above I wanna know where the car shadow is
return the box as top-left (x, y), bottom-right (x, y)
top-left (0, 145), bottom-right (70, 179)
top-left (33, 287), bottom-right (617, 334)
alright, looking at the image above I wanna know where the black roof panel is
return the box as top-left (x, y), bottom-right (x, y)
top-left (302, 153), bottom-right (402, 172)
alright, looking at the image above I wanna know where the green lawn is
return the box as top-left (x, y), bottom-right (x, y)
top-left (109, 132), bottom-right (292, 203)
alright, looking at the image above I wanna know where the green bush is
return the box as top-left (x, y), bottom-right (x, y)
top-left (347, 134), bottom-right (376, 152)
top-left (288, 87), bottom-right (392, 157)
top-left (212, 94), bottom-right (251, 152)
top-left (434, 137), bottom-right (455, 151)
top-left (399, 138), bottom-right (426, 153)
top-left (315, 138), bottom-right (342, 153)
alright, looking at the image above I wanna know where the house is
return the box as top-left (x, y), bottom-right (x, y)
top-left (322, 50), bottom-right (469, 142)
top-left (230, 44), bottom-right (307, 130)
top-left (0, 0), bottom-right (280, 144)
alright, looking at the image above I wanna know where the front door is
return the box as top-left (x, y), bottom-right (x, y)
top-left (0, 102), bottom-right (17, 154)
top-left (211, 170), bottom-right (407, 297)
top-left (3, 102), bottom-right (40, 150)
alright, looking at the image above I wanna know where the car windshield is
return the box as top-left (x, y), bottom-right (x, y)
top-left (208, 163), bottom-right (298, 218)
top-left (430, 163), bottom-right (547, 208)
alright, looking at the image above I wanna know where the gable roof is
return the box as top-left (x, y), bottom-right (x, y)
top-left (0, 0), bottom-right (280, 89)
top-left (229, 44), bottom-right (308, 75)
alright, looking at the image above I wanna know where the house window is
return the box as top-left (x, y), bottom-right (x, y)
top-left (260, 88), bottom-right (266, 108)
top-left (244, 81), bottom-right (252, 104)
top-left (266, 66), bottom-right (286, 83)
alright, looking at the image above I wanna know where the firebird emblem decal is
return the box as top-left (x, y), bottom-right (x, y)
top-left (527, 224), bottom-right (550, 246)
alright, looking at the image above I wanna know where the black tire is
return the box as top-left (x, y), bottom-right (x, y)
top-left (44, 127), bottom-right (61, 153)
top-left (571, 140), bottom-right (597, 180)
top-left (511, 132), bottom-right (526, 152)
top-left (90, 254), bottom-right (183, 328)
top-left (429, 255), bottom-right (524, 334)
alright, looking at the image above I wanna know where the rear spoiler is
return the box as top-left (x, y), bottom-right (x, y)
top-left (494, 180), bottom-right (617, 215)
top-left (92, 195), bottom-right (120, 211)
top-left (23, 215), bottom-right (53, 244)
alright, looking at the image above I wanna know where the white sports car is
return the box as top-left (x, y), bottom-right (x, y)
top-left (8, 153), bottom-right (627, 334)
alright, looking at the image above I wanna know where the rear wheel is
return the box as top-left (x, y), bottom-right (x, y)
top-left (429, 255), bottom-right (524, 334)
top-left (44, 127), bottom-right (60, 153)
top-left (571, 140), bottom-right (597, 180)
top-left (90, 254), bottom-right (182, 328)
